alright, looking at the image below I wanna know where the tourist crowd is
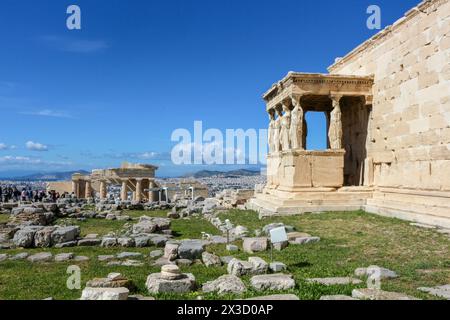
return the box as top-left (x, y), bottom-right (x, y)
top-left (0, 185), bottom-right (75, 203)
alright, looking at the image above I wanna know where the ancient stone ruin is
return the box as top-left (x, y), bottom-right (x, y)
top-left (249, 0), bottom-right (450, 229)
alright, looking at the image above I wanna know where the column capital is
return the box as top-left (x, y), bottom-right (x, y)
top-left (290, 94), bottom-right (303, 105)
top-left (329, 94), bottom-right (343, 104)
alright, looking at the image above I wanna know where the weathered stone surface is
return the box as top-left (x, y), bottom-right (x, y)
top-left (227, 258), bottom-right (254, 277)
top-left (286, 232), bottom-right (311, 241)
top-left (178, 240), bottom-right (206, 260)
top-left (27, 252), bottom-right (53, 263)
top-left (202, 251), bottom-right (222, 267)
top-left (132, 221), bottom-right (157, 234)
top-left (54, 241), bottom-right (77, 248)
top-left (209, 236), bottom-right (228, 244)
top-left (149, 235), bottom-right (168, 247)
top-left (13, 226), bottom-right (41, 248)
top-left (164, 243), bottom-right (179, 261)
top-left (175, 258), bottom-right (193, 266)
top-left (0, 253), bottom-right (8, 261)
top-left (307, 277), bottom-right (363, 286)
top-left (262, 223), bottom-right (285, 235)
top-left (153, 257), bottom-right (174, 267)
top-left (54, 253), bottom-right (75, 262)
top-left (355, 266), bottom-right (398, 279)
top-left (116, 252), bottom-right (142, 259)
top-left (51, 226), bottom-right (80, 244)
top-left (292, 236), bottom-right (320, 245)
top-left (352, 288), bottom-right (419, 300)
top-left (242, 237), bottom-right (268, 253)
top-left (226, 244), bottom-right (239, 252)
top-left (150, 217), bottom-right (171, 230)
top-left (203, 275), bottom-right (246, 295)
top-left (34, 227), bottom-right (56, 247)
top-left (134, 235), bottom-right (151, 247)
top-left (418, 285), bottom-right (450, 300)
top-left (77, 238), bottom-right (102, 246)
top-left (232, 225), bottom-right (248, 238)
top-left (74, 255), bottom-right (89, 262)
top-left (10, 252), bottom-right (29, 260)
top-left (146, 273), bottom-right (196, 294)
top-left (273, 241), bottom-right (289, 251)
top-left (150, 249), bottom-right (163, 258)
top-left (98, 255), bottom-right (115, 262)
top-left (320, 295), bottom-right (357, 300)
top-left (86, 274), bottom-right (133, 289)
top-left (80, 287), bottom-right (129, 300)
top-left (248, 257), bottom-right (268, 274)
top-left (120, 259), bottom-right (144, 267)
top-left (160, 264), bottom-right (182, 279)
top-left (101, 237), bottom-right (117, 247)
top-left (250, 274), bottom-right (295, 291)
top-left (269, 262), bottom-right (286, 272)
top-left (246, 294), bottom-right (299, 300)
top-left (221, 256), bottom-right (234, 264)
top-left (117, 237), bottom-right (135, 247)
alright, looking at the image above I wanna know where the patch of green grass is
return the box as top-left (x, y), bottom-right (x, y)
top-left (171, 217), bottom-right (221, 240)
top-left (127, 210), bottom-right (168, 219)
top-left (1, 210), bottom-right (449, 300)
top-left (0, 214), bottom-right (10, 224)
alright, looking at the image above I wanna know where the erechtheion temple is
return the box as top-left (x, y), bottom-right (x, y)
top-left (249, 0), bottom-right (450, 228)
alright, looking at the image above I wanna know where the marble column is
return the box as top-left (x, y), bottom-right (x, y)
top-left (85, 180), bottom-right (92, 199)
top-left (100, 180), bottom-right (107, 199)
top-left (148, 180), bottom-right (156, 202)
top-left (121, 179), bottom-right (128, 201)
top-left (71, 180), bottom-right (78, 194)
top-left (135, 179), bottom-right (142, 202)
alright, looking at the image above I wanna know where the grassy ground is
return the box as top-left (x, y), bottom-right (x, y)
top-left (0, 214), bottom-right (9, 224)
top-left (0, 209), bottom-right (449, 300)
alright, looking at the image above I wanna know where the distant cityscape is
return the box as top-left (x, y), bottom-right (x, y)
top-left (0, 168), bottom-right (267, 197)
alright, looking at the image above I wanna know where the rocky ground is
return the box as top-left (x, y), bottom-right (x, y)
top-left (0, 194), bottom-right (449, 300)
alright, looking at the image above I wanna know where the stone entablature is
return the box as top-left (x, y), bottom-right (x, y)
top-left (263, 73), bottom-right (374, 111)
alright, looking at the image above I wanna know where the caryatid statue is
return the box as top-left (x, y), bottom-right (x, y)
top-left (329, 96), bottom-right (343, 149)
top-left (268, 109), bottom-right (276, 153)
top-left (273, 108), bottom-right (282, 152)
top-left (289, 96), bottom-right (304, 149)
top-left (280, 103), bottom-right (291, 151)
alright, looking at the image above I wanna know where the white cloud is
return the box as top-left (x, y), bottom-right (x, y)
top-left (0, 156), bottom-right (72, 167)
top-left (0, 143), bottom-right (16, 150)
top-left (20, 109), bottom-right (74, 119)
top-left (0, 156), bottom-right (42, 165)
top-left (26, 141), bottom-right (48, 151)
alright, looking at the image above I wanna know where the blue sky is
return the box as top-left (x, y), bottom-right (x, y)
top-left (0, 0), bottom-right (419, 177)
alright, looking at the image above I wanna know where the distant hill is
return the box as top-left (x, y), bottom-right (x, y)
top-left (0, 170), bottom-right (90, 181)
top-left (186, 169), bottom-right (261, 178)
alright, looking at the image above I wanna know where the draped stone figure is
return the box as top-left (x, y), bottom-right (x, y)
top-left (273, 109), bottom-right (282, 152)
top-left (329, 97), bottom-right (343, 149)
top-left (268, 110), bottom-right (276, 153)
top-left (280, 104), bottom-right (291, 151)
top-left (289, 96), bottom-right (304, 149)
